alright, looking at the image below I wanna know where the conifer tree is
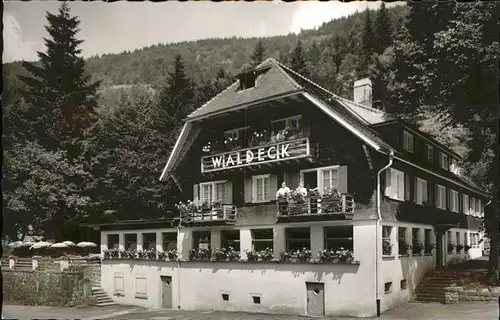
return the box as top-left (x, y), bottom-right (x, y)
top-left (374, 3), bottom-right (392, 54)
top-left (289, 40), bottom-right (308, 75)
top-left (19, 3), bottom-right (100, 155)
top-left (360, 9), bottom-right (376, 74)
top-left (251, 40), bottom-right (266, 67)
top-left (157, 54), bottom-right (195, 133)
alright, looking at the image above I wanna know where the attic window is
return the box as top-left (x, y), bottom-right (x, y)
top-left (237, 66), bottom-right (271, 91)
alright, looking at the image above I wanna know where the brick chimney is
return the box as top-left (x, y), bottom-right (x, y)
top-left (353, 78), bottom-right (372, 107)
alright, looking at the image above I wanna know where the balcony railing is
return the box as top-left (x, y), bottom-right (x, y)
top-left (182, 204), bottom-right (237, 224)
top-left (201, 137), bottom-right (313, 173)
top-left (277, 193), bottom-right (355, 218)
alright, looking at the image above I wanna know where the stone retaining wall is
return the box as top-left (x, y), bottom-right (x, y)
top-left (444, 286), bottom-right (500, 304)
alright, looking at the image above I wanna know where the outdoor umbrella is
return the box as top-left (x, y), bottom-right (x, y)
top-left (62, 241), bottom-right (76, 246)
top-left (76, 242), bottom-right (97, 248)
top-left (30, 241), bottom-right (52, 249)
top-left (50, 243), bottom-right (69, 248)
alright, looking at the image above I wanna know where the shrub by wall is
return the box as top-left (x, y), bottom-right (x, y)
top-left (3, 269), bottom-right (92, 306)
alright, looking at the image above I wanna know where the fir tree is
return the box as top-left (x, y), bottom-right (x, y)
top-left (157, 54), bottom-right (195, 133)
top-left (18, 3), bottom-right (100, 154)
top-left (360, 9), bottom-right (376, 75)
top-left (290, 40), bottom-right (308, 75)
top-left (374, 3), bottom-right (392, 54)
top-left (251, 40), bottom-right (266, 67)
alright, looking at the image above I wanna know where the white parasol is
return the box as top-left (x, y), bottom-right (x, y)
top-left (30, 241), bottom-right (52, 249)
top-left (8, 241), bottom-right (24, 248)
top-left (76, 241), bottom-right (97, 248)
top-left (50, 243), bottom-right (69, 248)
top-left (62, 241), bottom-right (76, 246)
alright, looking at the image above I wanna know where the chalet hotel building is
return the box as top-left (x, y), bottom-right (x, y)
top-left (94, 58), bottom-right (488, 317)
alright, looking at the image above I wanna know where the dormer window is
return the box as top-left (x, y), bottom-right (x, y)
top-left (236, 66), bottom-right (271, 91)
top-left (439, 152), bottom-right (449, 171)
top-left (403, 131), bottom-right (414, 153)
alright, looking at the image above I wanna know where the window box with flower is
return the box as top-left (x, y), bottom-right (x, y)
top-left (250, 130), bottom-right (270, 147)
top-left (382, 239), bottom-right (393, 256)
top-left (456, 244), bottom-right (464, 253)
top-left (424, 243), bottom-right (435, 255)
top-left (212, 247), bottom-right (240, 262)
top-left (158, 249), bottom-right (178, 261)
top-left (464, 245), bottom-right (471, 252)
top-left (318, 248), bottom-right (358, 264)
top-left (412, 240), bottom-right (424, 255)
top-left (245, 248), bottom-right (275, 262)
top-left (189, 248), bottom-right (212, 261)
top-left (398, 239), bottom-right (410, 256)
top-left (447, 243), bottom-right (456, 253)
top-left (280, 248), bottom-right (312, 263)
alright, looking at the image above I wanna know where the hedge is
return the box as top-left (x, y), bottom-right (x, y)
top-left (3, 269), bottom-right (92, 306)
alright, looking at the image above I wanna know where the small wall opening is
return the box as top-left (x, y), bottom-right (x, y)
top-left (221, 293), bottom-right (229, 301)
top-left (384, 282), bottom-right (392, 294)
top-left (400, 279), bottom-right (408, 290)
top-left (252, 295), bottom-right (261, 304)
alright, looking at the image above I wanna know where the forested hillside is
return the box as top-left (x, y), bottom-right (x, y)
top-left (3, 2), bottom-right (497, 277)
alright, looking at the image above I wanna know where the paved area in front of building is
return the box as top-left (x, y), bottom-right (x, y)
top-left (3, 301), bottom-right (498, 320)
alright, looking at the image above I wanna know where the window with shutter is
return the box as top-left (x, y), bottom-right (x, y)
top-left (199, 180), bottom-right (229, 204)
top-left (386, 168), bottom-right (404, 201)
top-left (252, 174), bottom-right (271, 203)
top-left (436, 185), bottom-right (446, 209)
top-left (462, 194), bottom-right (469, 215)
top-left (414, 177), bottom-right (428, 205)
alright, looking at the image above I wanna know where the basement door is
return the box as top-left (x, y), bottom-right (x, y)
top-left (306, 282), bottom-right (325, 317)
top-left (160, 276), bottom-right (172, 309)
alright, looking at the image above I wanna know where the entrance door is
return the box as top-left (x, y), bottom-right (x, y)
top-left (436, 232), bottom-right (444, 268)
top-left (160, 276), bottom-right (172, 308)
top-left (303, 171), bottom-right (317, 190)
top-left (306, 282), bottom-right (325, 317)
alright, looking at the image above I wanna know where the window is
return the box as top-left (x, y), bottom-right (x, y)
top-left (470, 197), bottom-right (476, 216)
top-left (398, 227), bottom-right (408, 255)
top-left (403, 131), bottom-right (414, 153)
top-left (436, 185), bottom-right (446, 209)
top-left (221, 230), bottom-right (240, 251)
top-left (385, 282), bottom-right (393, 293)
top-left (439, 152), bottom-right (449, 170)
top-left (426, 144), bottom-right (434, 163)
top-left (414, 177), bottom-right (428, 205)
top-left (462, 194), bottom-right (470, 215)
top-left (400, 280), bottom-right (408, 290)
top-left (450, 158), bottom-right (459, 175)
top-left (476, 199), bottom-right (482, 218)
top-left (412, 228), bottom-right (421, 255)
top-left (449, 189), bottom-right (459, 212)
top-left (221, 293), bottom-right (230, 301)
top-left (424, 229), bottom-right (432, 254)
top-left (252, 295), bottom-right (261, 304)
top-left (404, 174), bottom-right (411, 201)
top-left (162, 232), bottom-right (177, 251)
top-left (385, 168), bottom-right (405, 201)
top-left (324, 226), bottom-right (353, 251)
top-left (125, 234), bottom-right (137, 250)
top-left (252, 174), bottom-right (270, 203)
top-left (456, 232), bottom-right (460, 246)
top-left (286, 227), bottom-right (310, 251)
top-left (193, 231), bottom-right (211, 250)
top-left (107, 234), bottom-right (119, 250)
top-left (252, 229), bottom-right (273, 251)
top-left (382, 226), bottom-right (393, 256)
top-left (142, 233), bottom-right (156, 250)
top-left (271, 115), bottom-right (302, 133)
top-left (200, 181), bottom-right (227, 205)
top-left (321, 168), bottom-right (339, 194)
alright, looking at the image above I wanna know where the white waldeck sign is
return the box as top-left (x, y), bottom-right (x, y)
top-left (201, 138), bottom-right (310, 173)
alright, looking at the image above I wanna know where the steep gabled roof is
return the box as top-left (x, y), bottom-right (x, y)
top-left (187, 58), bottom-right (303, 120)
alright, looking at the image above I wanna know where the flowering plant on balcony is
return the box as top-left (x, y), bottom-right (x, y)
top-left (412, 240), bottom-right (424, 254)
top-left (175, 201), bottom-right (197, 214)
top-left (212, 247), bottom-right (240, 262)
top-left (200, 201), bottom-right (211, 212)
top-left (456, 244), bottom-right (464, 253)
top-left (280, 248), bottom-right (312, 263)
top-left (189, 248), bottom-right (212, 261)
top-left (245, 248), bottom-right (274, 262)
top-left (122, 249), bottom-right (138, 259)
top-left (318, 248), bottom-right (355, 263)
top-left (325, 187), bottom-right (342, 200)
top-left (398, 239), bottom-right (410, 255)
top-left (464, 245), bottom-right (471, 252)
top-left (145, 249), bottom-right (158, 259)
top-left (158, 249), bottom-right (178, 261)
top-left (103, 249), bottom-right (120, 259)
top-left (284, 126), bottom-right (300, 140)
top-left (251, 130), bottom-right (269, 146)
top-left (447, 242), bottom-right (456, 253)
top-left (382, 239), bottom-right (393, 256)
top-left (223, 136), bottom-right (241, 151)
top-left (211, 200), bottom-right (223, 210)
top-left (308, 188), bottom-right (321, 199)
top-left (289, 189), bottom-right (307, 203)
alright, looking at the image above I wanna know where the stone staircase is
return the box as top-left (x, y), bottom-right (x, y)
top-left (92, 276), bottom-right (116, 307)
top-left (413, 269), bottom-right (471, 303)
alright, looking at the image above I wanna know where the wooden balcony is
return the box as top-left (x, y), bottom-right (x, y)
top-left (182, 205), bottom-right (237, 226)
top-left (277, 193), bottom-right (355, 222)
top-left (201, 138), bottom-right (315, 173)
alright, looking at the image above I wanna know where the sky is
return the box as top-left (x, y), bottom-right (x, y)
top-left (3, 1), bottom-right (403, 63)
